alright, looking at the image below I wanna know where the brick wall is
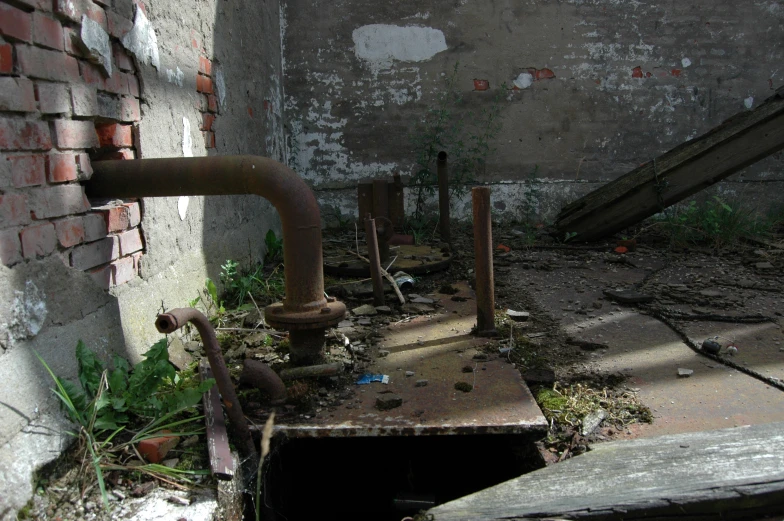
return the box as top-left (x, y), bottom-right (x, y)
top-left (0, 0), bottom-right (144, 288)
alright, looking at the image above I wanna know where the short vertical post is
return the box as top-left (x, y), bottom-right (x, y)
top-left (437, 151), bottom-right (450, 243)
top-left (472, 187), bottom-right (496, 336)
top-left (365, 213), bottom-right (385, 307)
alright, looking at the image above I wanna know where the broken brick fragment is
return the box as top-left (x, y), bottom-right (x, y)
top-left (137, 430), bottom-right (180, 463)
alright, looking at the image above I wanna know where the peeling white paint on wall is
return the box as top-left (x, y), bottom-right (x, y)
top-left (352, 24), bottom-right (447, 72)
top-left (266, 74), bottom-right (285, 163)
top-left (121, 6), bottom-right (160, 70)
top-left (513, 72), bottom-right (534, 89)
top-left (744, 96), bottom-right (754, 109)
top-left (681, 57), bottom-right (692, 68)
top-left (214, 67), bottom-right (227, 109)
top-left (178, 196), bottom-right (189, 221)
top-left (165, 67), bottom-right (184, 87)
top-left (182, 117), bottom-right (193, 157)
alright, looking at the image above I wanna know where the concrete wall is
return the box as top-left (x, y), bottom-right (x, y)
top-left (0, 0), bottom-right (283, 517)
top-left (282, 0), bottom-right (784, 224)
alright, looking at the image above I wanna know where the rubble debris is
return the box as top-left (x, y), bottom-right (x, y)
top-left (678, 368), bottom-right (694, 377)
top-left (357, 374), bottom-right (389, 385)
top-left (701, 339), bottom-right (721, 354)
top-left (523, 368), bottom-right (556, 387)
top-left (454, 382), bottom-right (473, 392)
top-left (352, 304), bottom-right (378, 316)
top-left (376, 393), bottom-right (403, 410)
top-left (415, 379), bottom-right (429, 387)
top-left (137, 431), bottom-right (179, 463)
top-left (581, 408), bottom-right (607, 436)
top-left (506, 309), bottom-right (530, 322)
top-left (727, 345), bottom-right (738, 356)
top-left (603, 289), bottom-right (654, 304)
top-left (567, 338), bottom-right (609, 351)
top-left (402, 302), bottom-right (435, 314)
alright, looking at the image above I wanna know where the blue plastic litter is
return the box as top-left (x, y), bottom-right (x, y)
top-left (356, 374), bottom-right (389, 385)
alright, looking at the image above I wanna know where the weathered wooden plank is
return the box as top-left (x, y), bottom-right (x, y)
top-left (200, 360), bottom-right (235, 480)
top-left (555, 87), bottom-right (784, 241)
top-left (429, 421), bottom-right (784, 521)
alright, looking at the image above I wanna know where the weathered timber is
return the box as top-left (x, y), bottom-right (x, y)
top-left (429, 421), bottom-right (784, 520)
top-left (556, 86), bottom-right (784, 241)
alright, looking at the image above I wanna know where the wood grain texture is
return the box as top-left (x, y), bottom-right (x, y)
top-left (429, 421), bottom-right (784, 520)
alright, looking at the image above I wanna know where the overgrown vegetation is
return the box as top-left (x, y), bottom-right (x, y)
top-left (653, 196), bottom-right (777, 249)
top-left (37, 341), bottom-right (214, 509)
top-left (409, 62), bottom-right (506, 219)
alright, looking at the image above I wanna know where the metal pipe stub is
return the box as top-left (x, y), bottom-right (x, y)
top-left (437, 151), bottom-right (450, 243)
top-left (472, 187), bottom-right (497, 337)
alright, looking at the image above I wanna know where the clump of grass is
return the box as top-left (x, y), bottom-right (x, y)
top-left (654, 196), bottom-right (774, 250)
top-left (536, 383), bottom-right (652, 431)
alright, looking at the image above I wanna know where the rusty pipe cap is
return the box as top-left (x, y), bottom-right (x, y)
top-left (264, 300), bottom-right (346, 331)
top-left (155, 313), bottom-right (182, 334)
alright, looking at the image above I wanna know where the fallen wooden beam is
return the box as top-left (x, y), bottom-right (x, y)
top-left (555, 86), bottom-right (784, 241)
top-left (429, 421), bottom-right (784, 520)
top-left (199, 360), bottom-right (235, 481)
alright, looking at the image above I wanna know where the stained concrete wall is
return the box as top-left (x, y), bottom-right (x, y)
top-left (0, 0), bottom-right (283, 517)
top-left (282, 0), bottom-right (784, 224)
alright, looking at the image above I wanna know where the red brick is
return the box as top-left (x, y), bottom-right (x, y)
top-left (54, 215), bottom-right (84, 247)
top-left (99, 204), bottom-right (129, 232)
top-left (106, 11), bottom-right (133, 40)
top-left (201, 113), bottom-right (215, 131)
top-left (71, 235), bottom-right (118, 270)
top-left (47, 153), bottom-right (77, 183)
top-left (0, 118), bottom-right (52, 151)
top-left (62, 26), bottom-right (82, 56)
top-left (77, 152), bottom-right (92, 180)
top-left (111, 255), bottom-right (135, 285)
top-left (124, 73), bottom-right (139, 97)
top-left (17, 45), bottom-right (80, 82)
top-left (80, 60), bottom-right (105, 87)
top-left (535, 68), bottom-right (555, 80)
top-left (473, 79), bottom-right (489, 91)
top-left (0, 192), bottom-right (29, 226)
top-left (8, 0), bottom-right (51, 11)
top-left (132, 250), bottom-right (142, 273)
top-left (29, 184), bottom-right (89, 218)
top-left (33, 12), bottom-right (63, 51)
top-left (207, 94), bottom-right (217, 113)
top-left (117, 228), bottom-right (142, 255)
top-left (71, 84), bottom-right (98, 116)
top-left (0, 44), bottom-right (12, 74)
top-left (87, 263), bottom-right (111, 288)
top-left (114, 43), bottom-right (134, 71)
top-left (0, 77), bottom-right (36, 112)
top-left (52, 119), bottom-right (99, 149)
top-left (198, 56), bottom-right (211, 76)
top-left (632, 66), bottom-right (644, 79)
top-left (103, 70), bottom-right (127, 95)
top-left (137, 431), bottom-right (179, 463)
top-left (203, 131), bottom-right (215, 149)
top-left (82, 212), bottom-right (106, 241)
top-left (124, 201), bottom-right (140, 226)
top-left (671, 69), bottom-right (682, 77)
top-left (36, 82), bottom-right (71, 114)
top-left (0, 3), bottom-right (32, 43)
top-left (96, 123), bottom-right (132, 147)
top-left (196, 74), bottom-right (212, 94)
top-left (21, 222), bottom-right (56, 259)
top-left (120, 96), bottom-right (140, 122)
top-left (0, 227), bottom-right (22, 266)
top-left (9, 154), bottom-right (45, 187)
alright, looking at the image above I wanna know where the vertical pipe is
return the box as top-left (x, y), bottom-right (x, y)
top-left (437, 151), bottom-right (450, 243)
top-left (472, 187), bottom-right (497, 336)
top-left (357, 181), bottom-right (373, 225)
top-left (372, 179), bottom-right (389, 220)
top-left (365, 214), bottom-right (386, 307)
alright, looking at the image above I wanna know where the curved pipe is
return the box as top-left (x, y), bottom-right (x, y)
top-left (239, 360), bottom-right (287, 405)
top-left (155, 307), bottom-right (257, 459)
top-left (88, 156), bottom-right (326, 313)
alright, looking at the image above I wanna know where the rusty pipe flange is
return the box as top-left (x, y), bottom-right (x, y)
top-left (264, 299), bottom-right (346, 331)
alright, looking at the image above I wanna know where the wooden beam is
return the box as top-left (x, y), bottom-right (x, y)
top-left (556, 87), bottom-right (784, 241)
top-left (429, 421), bottom-right (784, 520)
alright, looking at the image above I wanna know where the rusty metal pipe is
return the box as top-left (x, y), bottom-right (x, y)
top-left (87, 156), bottom-right (346, 362)
top-left (364, 214), bottom-right (385, 307)
top-left (239, 360), bottom-right (287, 405)
top-left (437, 151), bottom-right (450, 243)
top-left (155, 307), bottom-right (257, 459)
top-left (472, 187), bottom-right (497, 336)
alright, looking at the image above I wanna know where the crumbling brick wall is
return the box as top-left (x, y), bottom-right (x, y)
top-left (0, 0), bottom-right (144, 288)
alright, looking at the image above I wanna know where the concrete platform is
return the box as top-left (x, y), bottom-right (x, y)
top-left (273, 282), bottom-right (547, 438)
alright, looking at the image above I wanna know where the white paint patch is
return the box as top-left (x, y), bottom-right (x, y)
top-left (165, 66), bottom-right (184, 87)
top-left (8, 281), bottom-right (47, 343)
top-left (177, 196), bottom-right (189, 221)
top-left (513, 72), bottom-right (534, 89)
top-left (80, 15), bottom-right (112, 76)
top-left (121, 5), bottom-right (160, 70)
top-left (352, 24), bottom-right (447, 72)
top-left (182, 117), bottom-right (193, 157)
top-left (681, 57), bottom-right (692, 68)
top-left (214, 67), bottom-right (227, 109)
top-left (744, 96), bottom-right (754, 109)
